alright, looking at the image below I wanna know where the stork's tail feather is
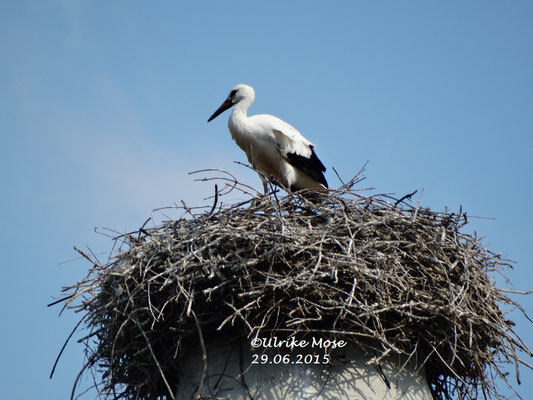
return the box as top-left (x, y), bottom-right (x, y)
top-left (286, 147), bottom-right (328, 188)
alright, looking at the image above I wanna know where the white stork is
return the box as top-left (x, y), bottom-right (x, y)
top-left (207, 84), bottom-right (328, 194)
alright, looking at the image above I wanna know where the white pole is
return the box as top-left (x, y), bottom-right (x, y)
top-left (176, 338), bottom-right (432, 400)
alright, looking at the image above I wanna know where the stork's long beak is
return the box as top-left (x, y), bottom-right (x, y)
top-left (207, 98), bottom-right (234, 122)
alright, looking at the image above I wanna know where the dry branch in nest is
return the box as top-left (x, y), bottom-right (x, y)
top-left (52, 169), bottom-right (532, 400)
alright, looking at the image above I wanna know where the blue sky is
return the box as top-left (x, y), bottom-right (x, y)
top-left (1, 1), bottom-right (532, 399)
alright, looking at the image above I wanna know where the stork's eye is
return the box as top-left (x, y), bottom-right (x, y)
top-left (229, 89), bottom-right (237, 99)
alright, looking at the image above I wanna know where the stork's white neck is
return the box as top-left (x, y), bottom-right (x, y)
top-left (229, 97), bottom-right (253, 134)
top-left (234, 97), bottom-right (253, 118)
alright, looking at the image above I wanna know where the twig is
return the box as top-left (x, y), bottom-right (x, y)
top-left (134, 319), bottom-right (175, 400)
top-left (190, 311), bottom-right (208, 400)
top-left (394, 189), bottom-right (418, 206)
top-left (208, 184), bottom-right (219, 216)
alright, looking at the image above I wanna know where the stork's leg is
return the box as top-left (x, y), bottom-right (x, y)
top-left (263, 181), bottom-right (268, 195)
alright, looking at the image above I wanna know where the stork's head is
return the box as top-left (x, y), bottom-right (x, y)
top-left (208, 84), bottom-right (255, 122)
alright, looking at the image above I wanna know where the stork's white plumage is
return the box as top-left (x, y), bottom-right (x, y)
top-left (208, 84), bottom-right (328, 193)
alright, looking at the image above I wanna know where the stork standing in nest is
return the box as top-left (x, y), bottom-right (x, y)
top-left (208, 84), bottom-right (328, 194)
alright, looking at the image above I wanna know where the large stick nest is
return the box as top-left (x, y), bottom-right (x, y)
top-left (54, 170), bottom-right (532, 400)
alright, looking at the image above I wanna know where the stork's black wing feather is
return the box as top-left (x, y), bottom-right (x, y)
top-left (286, 147), bottom-right (328, 188)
